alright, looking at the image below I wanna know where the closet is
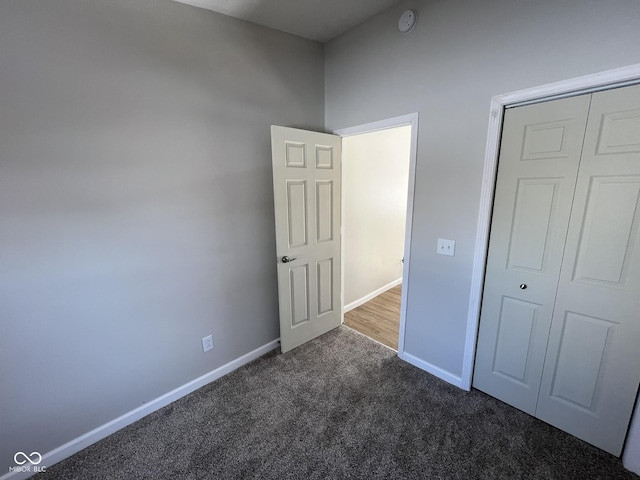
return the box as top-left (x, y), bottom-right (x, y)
top-left (473, 84), bottom-right (640, 456)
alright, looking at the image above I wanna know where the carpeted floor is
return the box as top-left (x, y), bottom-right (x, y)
top-left (38, 327), bottom-right (637, 479)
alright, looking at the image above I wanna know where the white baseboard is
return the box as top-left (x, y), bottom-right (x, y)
top-left (400, 351), bottom-right (464, 389)
top-left (1, 339), bottom-right (280, 480)
top-left (344, 278), bottom-right (402, 313)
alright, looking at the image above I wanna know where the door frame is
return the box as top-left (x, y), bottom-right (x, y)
top-left (334, 112), bottom-right (419, 357)
top-left (463, 63), bottom-right (640, 391)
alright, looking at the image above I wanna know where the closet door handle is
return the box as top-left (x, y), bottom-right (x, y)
top-left (519, 284), bottom-right (527, 290)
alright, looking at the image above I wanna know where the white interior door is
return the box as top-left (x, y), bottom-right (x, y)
top-left (473, 95), bottom-right (591, 413)
top-left (271, 126), bottom-right (342, 353)
top-left (535, 84), bottom-right (640, 456)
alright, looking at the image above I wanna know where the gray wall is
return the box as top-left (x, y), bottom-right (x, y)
top-left (325, 0), bottom-right (640, 377)
top-left (0, 0), bottom-right (323, 470)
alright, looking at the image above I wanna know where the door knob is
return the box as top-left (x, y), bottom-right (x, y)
top-left (519, 284), bottom-right (527, 290)
top-left (281, 255), bottom-right (296, 263)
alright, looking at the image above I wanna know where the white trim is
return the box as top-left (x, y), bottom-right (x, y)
top-left (344, 278), bottom-right (402, 313)
top-left (462, 63), bottom-right (640, 392)
top-left (401, 352), bottom-right (465, 389)
top-left (334, 113), bottom-right (419, 137)
top-left (506, 77), bottom-right (640, 109)
top-left (460, 97), bottom-right (504, 391)
top-left (1, 339), bottom-right (280, 480)
top-left (499, 65), bottom-right (640, 108)
top-left (334, 112), bottom-right (419, 361)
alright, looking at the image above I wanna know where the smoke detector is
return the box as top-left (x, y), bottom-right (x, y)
top-left (398, 10), bottom-right (418, 34)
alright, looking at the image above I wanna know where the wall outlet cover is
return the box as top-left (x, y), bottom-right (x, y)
top-left (202, 335), bottom-right (214, 352)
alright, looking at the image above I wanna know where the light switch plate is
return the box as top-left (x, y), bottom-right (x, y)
top-left (437, 238), bottom-right (455, 256)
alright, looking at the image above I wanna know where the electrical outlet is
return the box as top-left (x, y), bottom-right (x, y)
top-left (437, 238), bottom-right (455, 256)
top-left (202, 335), bottom-right (214, 352)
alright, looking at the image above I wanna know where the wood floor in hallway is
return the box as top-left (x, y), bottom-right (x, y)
top-left (344, 284), bottom-right (401, 350)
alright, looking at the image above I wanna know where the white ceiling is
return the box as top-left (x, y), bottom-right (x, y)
top-left (174, 0), bottom-right (405, 42)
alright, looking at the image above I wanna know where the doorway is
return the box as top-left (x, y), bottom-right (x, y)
top-left (334, 114), bottom-right (418, 353)
top-left (473, 85), bottom-right (640, 455)
top-left (271, 113), bottom-right (417, 355)
top-left (462, 64), bottom-right (640, 465)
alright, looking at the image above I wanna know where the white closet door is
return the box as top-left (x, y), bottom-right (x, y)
top-left (473, 95), bottom-right (591, 413)
top-left (536, 84), bottom-right (640, 456)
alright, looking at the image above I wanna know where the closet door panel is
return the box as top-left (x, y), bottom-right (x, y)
top-left (537, 84), bottom-right (640, 456)
top-left (473, 95), bottom-right (591, 413)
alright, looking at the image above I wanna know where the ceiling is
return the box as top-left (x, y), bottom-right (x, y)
top-left (173, 0), bottom-right (405, 42)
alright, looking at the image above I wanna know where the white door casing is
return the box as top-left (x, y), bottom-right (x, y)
top-left (271, 126), bottom-right (342, 353)
top-left (334, 112), bottom-right (419, 360)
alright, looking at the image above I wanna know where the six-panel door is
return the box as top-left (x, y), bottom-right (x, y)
top-left (271, 126), bottom-right (342, 353)
top-left (473, 95), bottom-right (591, 413)
top-left (536, 84), bottom-right (640, 456)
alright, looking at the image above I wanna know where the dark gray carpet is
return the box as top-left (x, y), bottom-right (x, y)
top-left (39, 327), bottom-right (637, 479)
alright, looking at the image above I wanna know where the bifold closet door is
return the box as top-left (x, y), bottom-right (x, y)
top-left (535, 84), bottom-right (640, 456)
top-left (473, 95), bottom-right (591, 414)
